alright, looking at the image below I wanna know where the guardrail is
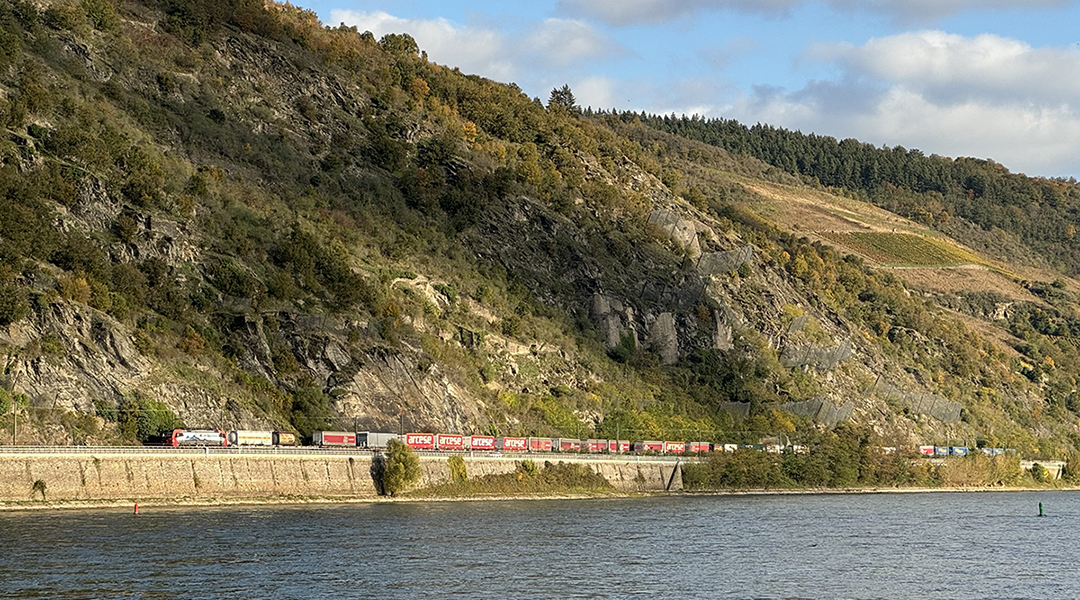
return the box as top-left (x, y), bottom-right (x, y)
top-left (0, 445), bottom-right (697, 462)
top-left (0, 445), bottom-right (379, 457)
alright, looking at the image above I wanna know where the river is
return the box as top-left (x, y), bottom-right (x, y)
top-left (0, 491), bottom-right (1075, 599)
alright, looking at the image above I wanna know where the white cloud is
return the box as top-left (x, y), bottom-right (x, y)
top-left (812, 31), bottom-right (1080, 105)
top-left (329, 11), bottom-right (623, 81)
top-left (557, 0), bottom-right (1073, 25)
top-left (524, 19), bottom-right (627, 68)
top-left (571, 76), bottom-right (618, 109)
top-left (557, 0), bottom-right (796, 26)
top-left (330, 10), bottom-right (512, 78)
top-left (723, 32), bottom-right (1080, 176)
top-left (829, 0), bottom-right (1072, 23)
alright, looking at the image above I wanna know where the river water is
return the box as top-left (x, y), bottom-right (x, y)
top-left (0, 491), bottom-right (1076, 599)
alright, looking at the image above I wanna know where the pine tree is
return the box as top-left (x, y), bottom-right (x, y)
top-left (548, 84), bottom-right (580, 115)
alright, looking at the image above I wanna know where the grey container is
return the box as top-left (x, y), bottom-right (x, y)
top-left (356, 431), bottom-right (399, 448)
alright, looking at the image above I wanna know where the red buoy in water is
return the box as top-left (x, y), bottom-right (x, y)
top-left (134, 503), bottom-right (139, 515)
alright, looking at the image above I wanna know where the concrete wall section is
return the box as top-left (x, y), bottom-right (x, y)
top-left (0, 453), bottom-right (683, 503)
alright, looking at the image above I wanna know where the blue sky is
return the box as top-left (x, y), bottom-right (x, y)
top-left (296, 0), bottom-right (1080, 178)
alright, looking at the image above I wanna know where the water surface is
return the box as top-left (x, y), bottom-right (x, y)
top-left (0, 491), bottom-right (1074, 599)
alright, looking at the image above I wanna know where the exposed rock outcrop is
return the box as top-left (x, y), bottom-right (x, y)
top-left (648, 313), bottom-right (679, 365)
top-left (648, 208), bottom-right (702, 259)
top-left (1, 303), bottom-right (150, 412)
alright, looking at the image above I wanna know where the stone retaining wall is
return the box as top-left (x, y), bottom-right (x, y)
top-left (0, 453), bottom-right (683, 503)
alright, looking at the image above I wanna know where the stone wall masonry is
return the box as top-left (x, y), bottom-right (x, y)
top-left (0, 452), bottom-right (684, 504)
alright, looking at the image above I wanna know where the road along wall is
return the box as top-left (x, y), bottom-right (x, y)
top-left (0, 451), bottom-right (683, 504)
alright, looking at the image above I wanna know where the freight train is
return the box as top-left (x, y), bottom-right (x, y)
top-left (163, 428), bottom-right (995, 459)
top-left (164, 428), bottom-right (719, 455)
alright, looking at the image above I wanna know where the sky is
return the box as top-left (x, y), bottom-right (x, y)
top-left (295, 0), bottom-right (1080, 178)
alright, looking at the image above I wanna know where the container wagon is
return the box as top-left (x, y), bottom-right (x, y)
top-left (555, 438), bottom-right (582, 452)
top-left (584, 439), bottom-right (606, 453)
top-left (634, 441), bottom-right (663, 453)
top-left (273, 432), bottom-right (298, 446)
top-left (404, 433), bottom-right (436, 450)
top-left (356, 432), bottom-right (397, 448)
top-left (227, 430), bottom-right (274, 446)
top-left (497, 437), bottom-right (527, 452)
top-left (468, 436), bottom-right (496, 451)
top-left (312, 431), bottom-right (357, 447)
top-left (528, 437), bottom-right (553, 452)
top-left (663, 441), bottom-right (686, 454)
top-left (436, 434), bottom-right (464, 451)
top-left (607, 440), bottom-right (631, 453)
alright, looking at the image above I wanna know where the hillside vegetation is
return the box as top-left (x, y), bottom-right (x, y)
top-left (1, 0), bottom-right (1080, 463)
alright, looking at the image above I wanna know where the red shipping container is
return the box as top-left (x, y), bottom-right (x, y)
top-left (585, 439), bottom-right (606, 452)
top-left (556, 438), bottom-right (582, 451)
top-left (528, 437), bottom-right (553, 451)
top-left (664, 441), bottom-right (686, 454)
top-left (634, 440), bottom-right (663, 452)
top-left (469, 436), bottom-right (496, 451)
top-left (405, 433), bottom-right (436, 450)
top-left (437, 434), bottom-right (464, 450)
top-left (497, 437), bottom-right (527, 451)
top-left (608, 440), bottom-right (630, 452)
top-left (687, 442), bottom-right (710, 453)
top-left (313, 431), bottom-right (356, 447)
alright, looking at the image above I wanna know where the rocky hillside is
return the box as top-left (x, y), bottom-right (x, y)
top-left (0, 0), bottom-right (1078, 458)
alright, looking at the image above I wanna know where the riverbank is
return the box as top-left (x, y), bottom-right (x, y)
top-left (0, 490), bottom-right (638, 512)
top-left (2, 483), bottom-right (1072, 512)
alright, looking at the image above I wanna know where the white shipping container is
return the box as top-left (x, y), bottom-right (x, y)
top-left (228, 430), bottom-right (274, 446)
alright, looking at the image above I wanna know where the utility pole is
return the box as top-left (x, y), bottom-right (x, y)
top-left (9, 366), bottom-right (18, 445)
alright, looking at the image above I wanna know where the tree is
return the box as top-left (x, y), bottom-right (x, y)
top-left (548, 84), bottom-right (580, 115)
top-left (0, 282), bottom-right (29, 326)
top-left (291, 387), bottom-right (334, 440)
top-left (380, 438), bottom-right (422, 495)
top-left (448, 455), bottom-right (467, 483)
top-left (379, 33), bottom-right (418, 56)
top-left (117, 395), bottom-right (183, 443)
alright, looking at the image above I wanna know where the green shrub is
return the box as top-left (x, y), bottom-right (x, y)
top-left (31, 479), bottom-right (47, 501)
top-left (116, 394), bottom-right (183, 443)
top-left (380, 438), bottom-right (421, 495)
top-left (81, 0), bottom-right (118, 30)
top-left (1030, 462), bottom-right (1050, 483)
top-left (290, 387), bottom-right (334, 440)
top-left (448, 455), bottom-right (467, 483)
top-left (0, 283), bottom-right (29, 325)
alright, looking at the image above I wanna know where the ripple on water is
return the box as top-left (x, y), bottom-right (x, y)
top-left (1, 492), bottom-right (1078, 600)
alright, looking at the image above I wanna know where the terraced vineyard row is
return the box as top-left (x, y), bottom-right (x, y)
top-left (821, 232), bottom-right (980, 266)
